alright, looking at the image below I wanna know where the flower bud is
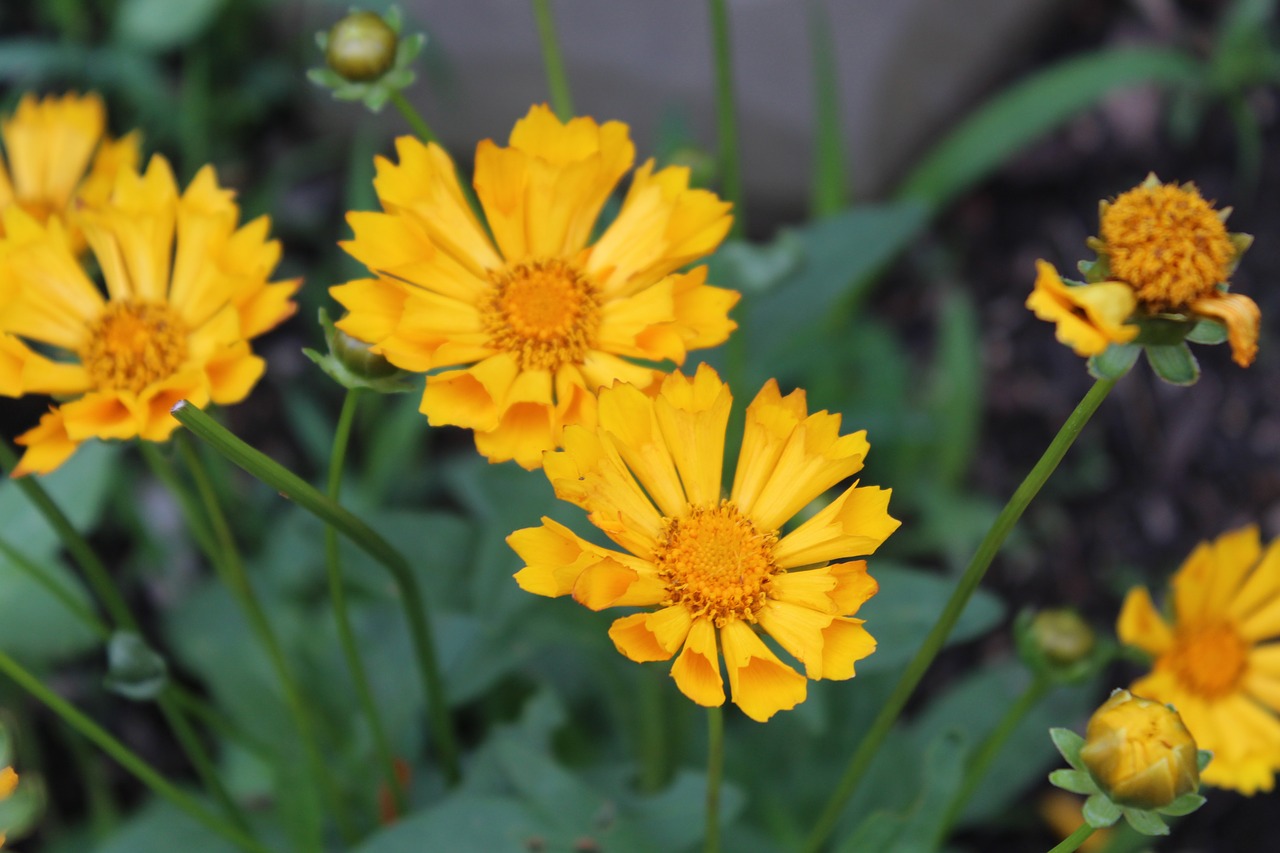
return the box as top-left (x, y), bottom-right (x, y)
top-left (332, 326), bottom-right (402, 380)
top-left (325, 11), bottom-right (398, 82)
top-left (1080, 689), bottom-right (1199, 810)
top-left (1030, 609), bottom-right (1096, 666)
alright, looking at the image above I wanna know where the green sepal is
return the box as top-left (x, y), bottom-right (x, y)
top-left (1185, 318), bottom-right (1227, 345)
top-left (103, 630), bottom-right (169, 702)
top-left (1087, 343), bottom-right (1140, 381)
top-left (1197, 749), bottom-right (1213, 772)
top-left (1156, 792), bottom-right (1206, 816)
top-left (1145, 342), bottom-right (1200, 386)
top-left (1050, 727), bottom-right (1086, 770)
top-left (1082, 793), bottom-right (1122, 828)
top-left (1048, 768), bottom-right (1097, 795)
top-left (1121, 807), bottom-right (1169, 836)
top-left (1227, 232), bottom-right (1253, 273)
top-left (303, 308), bottom-right (419, 394)
top-left (1078, 255), bottom-right (1112, 283)
top-left (1132, 315), bottom-right (1194, 347)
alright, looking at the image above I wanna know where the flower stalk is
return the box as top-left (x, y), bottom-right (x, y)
top-left (531, 0), bottom-right (575, 120)
top-left (705, 704), bottom-right (724, 853)
top-left (1048, 824), bottom-right (1095, 853)
top-left (805, 377), bottom-right (1118, 851)
top-left (708, 0), bottom-right (745, 237)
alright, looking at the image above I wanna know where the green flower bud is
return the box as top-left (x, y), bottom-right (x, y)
top-left (303, 308), bottom-right (418, 394)
top-left (1030, 609), bottom-right (1096, 666)
top-left (325, 11), bottom-right (398, 83)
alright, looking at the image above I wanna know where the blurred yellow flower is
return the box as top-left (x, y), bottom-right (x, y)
top-left (1038, 790), bottom-right (1111, 853)
top-left (0, 155), bottom-right (299, 476)
top-left (1079, 688), bottom-right (1199, 810)
top-left (0, 92), bottom-right (140, 246)
top-left (0, 763), bottom-right (15, 847)
top-left (1025, 260), bottom-right (1137, 357)
top-left (331, 105), bottom-right (738, 469)
top-left (1118, 525), bottom-right (1280, 794)
top-left (508, 365), bottom-right (900, 721)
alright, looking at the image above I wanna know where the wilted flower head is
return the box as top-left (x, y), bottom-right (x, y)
top-left (508, 365), bottom-right (899, 721)
top-left (1080, 689), bottom-right (1199, 810)
top-left (332, 105), bottom-right (738, 468)
top-left (1027, 174), bottom-right (1257, 380)
top-left (0, 155), bottom-right (299, 475)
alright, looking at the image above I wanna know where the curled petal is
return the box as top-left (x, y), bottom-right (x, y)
top-left (609, 606), bottom-right (693, 663)
top-left (719, 620), bottom-right (806, 722)
top-left (1191, 292), bottom-right (1260, 367)
top-left (1026, 260), bottom-right (1138, 356)
top-left (13, 408), bottom-right (81, 476)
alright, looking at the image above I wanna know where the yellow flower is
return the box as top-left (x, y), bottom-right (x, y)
top-left (1118, 525), bottom-right (1280, 794)
top-left (508, 365), bottom-right (900, 721)
top-left (0, 155), bottom-right (299, 476)
top-left (331, 105), bottom-right (738, 469)
top-left (1079, 688), bottom-right (1199, 810)
top-left (1025, 260), bottom-right (1138, 356)
top-left (0, 763), bottom-right (15, 847)
top-left (0, 92), bottom-right (141, 246)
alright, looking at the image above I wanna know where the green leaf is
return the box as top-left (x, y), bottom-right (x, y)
top-left (353, 795), bottom-right (545, 852)
top-left (1082, 793), bottom-right (1121, 828)
top-left (1156, 792), bottom-right (1206, 816)
top-left (926, 288), bottom-right (982, 490)
top-left (1049, 728), bottom-right (1086, 769)
top-left (1048, 769), bottom-right (1097, 795)
top-left (0, 549), bottom-right (99, 666)
top-left (1087, 343), bottom-right (1140, 381)
top-left (1121, 807), bottom-right (1169, 836)
top-left (114, 0), bottom-right (227, 51)
top-left (95, 801), bottom-right (241, 853)
top-left (855, 565), bottom-right (1004, 673)
top-left (897, 48), bottom-right (1202, 210)
top-left (1145, 342), bottom-right (1200, 386)
top-left (1185, 318), bottom-right (1228, 344)
top-left (103, 631), bottom-right (169, 701)
top-left (0, 442), bottom-right (119, 556)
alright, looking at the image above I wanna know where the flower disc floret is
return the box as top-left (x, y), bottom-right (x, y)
top-left (81, 302), bottom-right (188, 394)
top-left (482, 259), bottom-right (601, 370)
top-left (1100, 181), bottom-right (1232, 311)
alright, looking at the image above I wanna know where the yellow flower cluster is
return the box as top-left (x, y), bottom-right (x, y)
top-left (0, 93), bottom-right (298, 476)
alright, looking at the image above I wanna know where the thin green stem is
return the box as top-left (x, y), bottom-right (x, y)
top-left (139, 442), bottom-right (217, 558)
top-left (167, 684), bottom-right (271, 761)
top-left (326, 390), bottom-right (407, 814)
top-left (389, 89), bottom-right (438, 144)
top-left (704, 704), bottom-right (723, 853)
top-left (58, 721), bottom-right (119, 837)
top-left (1048, 823), bottom-right (1095, 853)
top-left (531, 0), bottom-right (574, 120)
top-left (708, 0), bottom-right (745, 238)
top-left (0, 441), bottom-right (253, 836)
top-left (942, 677), bottom-right (1050, 830)
top-left (0, 536), bottom-right (109, 638)
top-left (0, 440), bottom-right (136, 631)
top-left (807, 0), bottom-right (847, 215)
top-left (176, 437), bottom-right (353, 845)
top-left (0, 650), bottom-right (271, 853)
top-left (805, 377), bottom-right (1117, 852)
top-left (171, 400), bottom-right (461, 784)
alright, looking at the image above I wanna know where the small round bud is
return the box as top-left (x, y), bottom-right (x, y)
top-left (1030, 609), bottom-right (1096, 667)
top-left (332, 327), bottom-right (402, 380)
top-left (326, 11), bottom-right (398, 82)
top-left (1080, 689), bottom-right (1199, 810)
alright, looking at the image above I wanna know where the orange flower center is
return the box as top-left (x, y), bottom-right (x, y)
top-left (1168, 622), bottom-right (1250, 699)
top-left (1100, 182), bottom-right (1234, 311)
top-left (654, 501), bottom-right (779, 627)
top-left (482, 259), bottom-right (601, 371)
top-left (81, 301), bottom-right (188, 394)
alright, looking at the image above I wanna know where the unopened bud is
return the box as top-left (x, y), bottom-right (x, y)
top-left (326, 11), bottom-right (398, 82)
top-left (1080, 689), bottom-right (1199, 810)
top-left (1031, 609), bottom-right (1096, 666)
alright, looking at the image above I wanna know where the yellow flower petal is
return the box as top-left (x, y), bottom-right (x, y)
top-left (570, 555), bottom-right (664, 611)
top-left (13, 409), bottom-right (80, 477)
top-left (510, 518), bottom-right (605, 598)
top-left (774, 484), bottom-right (900, 569)
top-left (609, 606), bottom-right (693, 663)
top-left (1191, 292), bottom-right (1260, 368)
top-left (596, 381), bottom-right (686, 518)
top-left (1116, 586), bottom-right (1174, 656)
top-left (670, 617), bottom-right (725, 707)
top-left (818, 618), bottom-right (876, 681)
top-left (1025, 260), bottom-right (1138, 356)
top-left (757, 599), bottom-right (833, 678)
top-left (719, 619), bottom-right (806, 722)
top-left (652, 365), bottom-right (731, 507)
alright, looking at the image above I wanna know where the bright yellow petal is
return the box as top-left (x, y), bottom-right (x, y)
top-left (342, 209), bottom-right (489, 304)
top-left (473, 400), bottom-right (556, 470)
top-left (137, 372), bottom-right (208, 442)
top-left (730, 380), bottom-right (810, 518)
top-left (2, 210), bottom-right (104, 348)
top-left (774, 484), bottom-right (899, 569)
top-left (652, 364), bottom-right (731, 507)
top-left (1116, 586), bottom-right (1174, 656)
top-left (757, 599), bottom-right (832, 678)
top-left (59, 391), bottom-right (142, 441)
top-left (610, 605), bottom-right (693, 663)
top-left (420, 354), bottom-right (520, 432)
top-left (596, 381), bottom-right (686, 517)
top-left (817, 618), bottom-right (876, 681)
top-left (1229, 537), bottom-right (1280, 626)
top-left (203, 343), bottom-right (265, 405)
top-left (0, 333), bottom-right (89, 396)
top-left (1025, 260), bottom-right (1138, 356)
top-left (510, 518), bottom-right (606, 597)
top-left (1171, 540), bottom-right (1215, 625)
top-left (719, 619), bottom-right (806, 721)
top-left (1199, 525), bottom-right (1262, 621)
top-left (826, 561), bottom-right (879, 615)
top-left (1191, 292), bottom-right (1260, 368)
top-left (571, 555), bottom-right (665, 610)
top-left (2, 92), bottom-right (105, 214)
top-left (80, 155), bottom-right (178, 304)
top-left (670, 617), bottom-right (725, 707)
top-left (13, 408), bottom-right (81, 476)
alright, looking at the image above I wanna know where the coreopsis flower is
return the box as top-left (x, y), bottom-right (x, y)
top-left (0, 155), bottom-right (299, 476)
top-left (1028, 174), bottom-right (1257, 378)
top-left (1118, 525), bottom-right (1280, 794)
top-left (0, 92), bottom-right (140, 246)
top-left (1080, 689), bottom-right (1200, 809)
top-left (508, 365), bottom-right (899, 721)
top-left (331, 105), bottom-right (738, 468)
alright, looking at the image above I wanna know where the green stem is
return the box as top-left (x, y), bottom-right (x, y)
top-left (704, 704), bottom-right (723, 853)
top-left (804, 377), bottom-right (1117, 852)
top-left (1048, 823), bottom-right (1096, 853)
top-left (176, 437), bottom-right (353, 845)
top-left (326, 390), bottom-right (407, 814)
top-left (139, 442), bottom-right (217, 558)
top-left (942, 677), bottom-right (1050, 829)
top-left (0, 440), bottom-right (136, 631)
top-left (0, 536), bottom-right (109, 638)
top-left (708, 0), bottom-right (745, 238)
top-left (0, 441), bottom-right (253, 837)
top-left (58, 721), bottom-right (119, 837)
top-left (389, 89), bottom-right (438, 144)
top-left (531, 0), bottom-right (574, 120)
top-left (167, 684), bottom-right (271, 760)
top-left (0, 650), bottom-right (271, 853)
top-left (171, 400), bottom-right (461, 784)
top-left (807, 0), bottom-right (847, 215)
